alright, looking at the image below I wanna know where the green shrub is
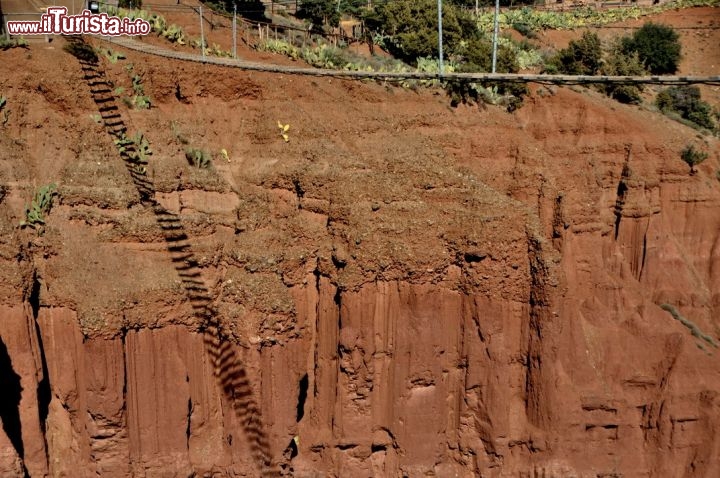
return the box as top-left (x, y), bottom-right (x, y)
top-left (118, 0), bottom-right (142, 7)
top-left (621, 22), bottom-right (681, 74)
top-left (512, 22), bottom-right (538, 39)
top-left (171, 121), bottom-right (189, 145)
top-left (445, 80), bottom-right (527, 111)
top-left (546, 31), bottom-right (601, 75)
top-left (20, 184), bottom-right (58, 231)
top-left (680, 144), bottom-right (708, 174)
top-left (497, 36), bottom-right (543, 70)
top-left (656, 86), bottom-right (715, 131)
top-left (130, 74), bottom-right (151, 109)
top-left (202, 0), bottom-right (265, 21)
top-left (599, 44), bottom-right (646, 104)
top-left (297, 0), bottom-right (341, 31)
top-left (366, 0), bottom-right (483, 67)
top-left (475, 1), bottom-right (720, 34)
top-left (113, 131), bottom-right (152, 174)
top-left (0, 37), bottom-right (29, 50)
top-left (98, 47), bottom-right (126, 64)
top-left (186, 148), bottom-right (212, 169)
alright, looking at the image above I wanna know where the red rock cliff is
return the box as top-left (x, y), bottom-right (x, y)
top-left (0, 42), bottom-right (718, 478)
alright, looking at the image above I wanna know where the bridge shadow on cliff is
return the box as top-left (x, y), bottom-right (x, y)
top-left (64, 35), bottom-right (278, 477)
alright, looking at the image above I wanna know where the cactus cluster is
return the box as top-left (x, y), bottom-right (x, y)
top-left (20, 184), bottom-right (58, 231)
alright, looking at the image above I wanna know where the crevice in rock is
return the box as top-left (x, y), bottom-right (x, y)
top-left (614, 178), bottom-right (628, 241)
top-left (334, 287), bottom-right (342, 330)
top-left (312, 266), bottom-right (321, 401)
top-left (186, 396), bottom-right (193, 450)
top-left (34, 321), bottom-right (51, 441)
top-left (28, 273), bottom-right (40, 321)
top-left (551, 194), bottom-right (565, 252)
top-left (284, 437), bottom-right (298, 460)
top-left (639, 228), bottom-right (648, 281)
top-left (29, 274), bottom-right (51, 465)
top-left (614, 148), bottom-right (632, 241)
top-left (120, 326), bottom-right (128, 438)
top-left (0, 337), bottom-right (26, 473)
top-left (296, 373), bottom-right (308, 423)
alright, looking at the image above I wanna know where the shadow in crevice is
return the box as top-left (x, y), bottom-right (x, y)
top-left (296, 374), bottom-right (308, 423)
top-left (65, 35), bottom-right (278, 476)
top-left (27, 274), bottom-right (51, 441)
top-left (0, 337), bottom-right (27, 474)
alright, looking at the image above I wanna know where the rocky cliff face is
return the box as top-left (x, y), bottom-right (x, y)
top-left (0, 42), bottom-right (718, 478)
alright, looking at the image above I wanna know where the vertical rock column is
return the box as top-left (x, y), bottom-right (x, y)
top-left (0, 305), bottom-right (49, 477)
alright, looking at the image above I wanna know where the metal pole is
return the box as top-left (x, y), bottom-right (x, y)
top-left (199, 6), bottom-right (205, 59)
top-left (491, 0), bottom-right (499, 73)
top-left (233, 4), bottom-right (237, 59)
top-left (437, 0), bottom-right (444, 76)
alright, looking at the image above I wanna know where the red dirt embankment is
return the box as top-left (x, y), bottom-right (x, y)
top-left (0, 14), bottom-right (719, 477)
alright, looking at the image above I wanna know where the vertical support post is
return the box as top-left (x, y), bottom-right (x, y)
top-left (199, 6), bottom-right (205, 59)
top-left (233, 3), bottom-right (237, 58)
top-left (437, 0), bottom-right (444, 76)
top-left (491, 0), bottom-right (499, 73)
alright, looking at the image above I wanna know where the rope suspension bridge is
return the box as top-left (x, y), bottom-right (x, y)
top-left (100, 35), bottom-right (720, 86)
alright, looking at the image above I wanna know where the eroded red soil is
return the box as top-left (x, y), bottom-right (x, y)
top-left (0, 5), bottom-right (719, 477)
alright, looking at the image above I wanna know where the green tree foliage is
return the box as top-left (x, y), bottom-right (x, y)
top-left (621, 22), bottom-right (681, 74)
top-left (118, 0), bottom-right (142, 7)
top-left (680, 145), bottom-right (708, 174)
top-left (656, 86), bottom-right (715, 130)
top-left (297, 0), bottom-right (341, 30)
top-left (365, 0), bottom-right (516, 73)
top-left (546, 31), bottom-right (601, 75)
top-left (599, 43), bottom-right (647, 104)
top-left (202, 0), bottom-right (266, 21)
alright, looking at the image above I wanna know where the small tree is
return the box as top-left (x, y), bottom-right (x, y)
top-left (546, 31), bottom-right (602, 75)
top-left (600, 43), bottom-right (646, 104)
top-left (680, 145), bottom-right (708, 175)
top-left (621, 22), bottom-right (681, 75)
top-left (656, 86), bottom-right (715, 131)
top-left (366, 0), bottom-right (482, 66)
top-left (297, 0), bottom-right (341, 32)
